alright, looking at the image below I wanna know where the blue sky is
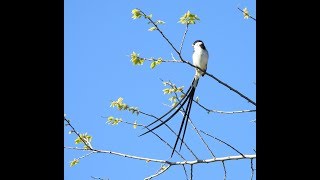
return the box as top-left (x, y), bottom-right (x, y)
top-left (64, 0), bottom-right (256, 179)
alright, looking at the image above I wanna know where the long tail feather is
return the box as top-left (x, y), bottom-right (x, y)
top-left (139, 88), bottom-right (191, 137)
top-left (142, 84), bottom-right (193, 130)
top-left (179, 87), bottom-right (195, 151)
top-left (170, 86), bottom-right (195, 157)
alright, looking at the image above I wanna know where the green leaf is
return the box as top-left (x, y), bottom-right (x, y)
top-left (155, 20), bottom-right (165, 24)
top-left (107, 117), bottom-right (122, 125)
top-left (131, 9), bottom-right (142, 19)
top-left (178, 10), bottom-right (200, 25)
top-left (172, 102), bottom-right (178, 108)
top-left (70, 159), bottom-right (79, 167)
top-left (148, 26), bottom-right (157, 31)
top-left (168, 96), bottom-right (177, 102)
top-left (130, 52), bottom-right (144, 65)
top-left (75, 137), bottom-right (82, 144)
top-left (163, 88), bottom-right (170, 94)
top-left (133, 121), bottom-right (137, 129)
top-left (243, 7), bottom-right (249, 19)
top-left (150, 61), bottom-right (156, 69)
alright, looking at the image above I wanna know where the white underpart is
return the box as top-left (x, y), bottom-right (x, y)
top-left (191, 42), bottom-right (209, 88)
top-left (192, 42), bottom-right (209, 79)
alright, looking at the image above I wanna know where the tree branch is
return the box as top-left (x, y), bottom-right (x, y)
top-left (179, 24), bottom-right (189, 54)
top-left (222, 161), bottom-right (227, 180)
top-left (144, 165), bottom-right (171, 180)
top-left (200, 130), bottom-right (245, 158)
top-left (65, 117), bottom-right (93, 149)
top-left (250, 159), bottom-right (255, 180)
top-left (170, 103), bottom-right (215, 158)
top-left (103, 116), bottom-right (187, 160)
top-left (64, 146), bottom-right (255, 165)
top-left (190, 164), bottom-right (193, 180)
top-left (237, 7), bottom-right (256, 21)
top-left (182, 165), bottom-right (189, 180)
top-left (136, 110), bottom-right (199, 159)
top-left (138, 9), bottom-right (256, 107)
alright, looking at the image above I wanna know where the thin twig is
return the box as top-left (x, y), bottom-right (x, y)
top-left (103, 116), bottom-right (186, 160)
top-left (200, 130), bottom-right (245, 158)
top-left (144, 165), bottom-right (171, 180)
top-left (182, 165), bottom-right (189, 180)
top-left (138, 9), bottom-right (180, 57)
top-left (190, 164), bottom-right (193, 180)
top-left (179, 24), bottom-right (189, 54)
top-left (91, 176), bottom-right (108, 180)
top-left (250, 159), bottom-right (255, 180)
top-left (143, 58), bottom-right (180, 63)
top-left (65, 146), bottom-right (256, 165)
top-left (134, 112), bottom-right (198, 159)
top-left (222, 161), bottom-right (227, 180)
top-left (64, 117), bottom-right (92, 150)
top-left (188, 118), bottom-right (215, 158)
top-left (237, 7), bottom-right (256, 21)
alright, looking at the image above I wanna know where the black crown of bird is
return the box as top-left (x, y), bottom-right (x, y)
top-left (139, 40), bottom-right (208, 157)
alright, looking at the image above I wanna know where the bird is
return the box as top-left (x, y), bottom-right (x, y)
top-left (139, 40), bottom-right (209, 157)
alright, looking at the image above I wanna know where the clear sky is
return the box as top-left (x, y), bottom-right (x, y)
top-left (64, 0), bottom-right (256, 179)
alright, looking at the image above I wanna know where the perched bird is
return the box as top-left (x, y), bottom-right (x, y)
top-left (139, 40), bottom-right (209, 157)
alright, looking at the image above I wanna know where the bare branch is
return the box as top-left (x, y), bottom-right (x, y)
top-left (65, 146), bottom-right (255, 165)
top-left (138, 9), bottom-right (181, 57)
top-left (102, 116), bottom-right (186, 160)
top-left (179, 24), bottom-right (189, 54)
top-left (250, 159), bottom-right (255, 180)
top-left (91, 176), bottom-right (108, 180)
top-left (222, 161), bottom-right (227, 180)
top-left (237, 7), bottom-right (256, 21)
top-left (144, 165), bottom-right (171, 180)
top-left (137, 109), bottom-right (199, 159)
top-left (200, 130), bottom-right (245, 158)
top-left (182, 165), bottom-right (189, 180)
top-left (190, 164), bottom-right (193, 180)
top-left (170, 103), bottom-right (215, 158)
top-left (143, 58), bottom-right (180, 63)
top-left (188, 118), bottom-right (215, 158)
top-left (65, 117), bottom-right (92, 149)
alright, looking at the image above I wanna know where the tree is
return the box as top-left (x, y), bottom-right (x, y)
top-left (65, 3), bottom-right (256, 180)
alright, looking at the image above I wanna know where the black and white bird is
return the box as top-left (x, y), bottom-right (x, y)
top-left (139, 40), bottom-right (209, 157)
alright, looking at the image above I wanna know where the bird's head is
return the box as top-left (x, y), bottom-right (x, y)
top-left (192, 40), bottom-right (206, 50)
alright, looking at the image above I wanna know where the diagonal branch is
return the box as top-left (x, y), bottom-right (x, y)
top-left (182, 165), bottom-right (189, 180)
top-left (200, 130), bottom-right (245, 158)
top-left (65, 117), bottom-right (93, 150)
top-left (169, 103), bottom-right (215, 158)
top-left (222, 161), bottom-right (227, 180)
top-left (135, 110), bottom-right (199, 159)
top-left (138, 9), bottom-right (256, 106)
top-left (237, 7), bottom-right (256, 21)
top-left (144, 165), bottom-right (171, 180)
top-left (103, 116), bottom-right (187, 160)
